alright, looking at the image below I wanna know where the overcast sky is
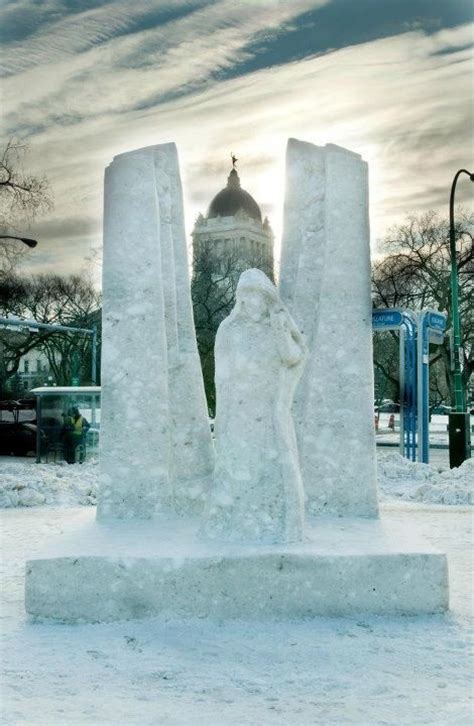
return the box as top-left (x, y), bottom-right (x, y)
top-left (1, 0), bottom-right (473, 283)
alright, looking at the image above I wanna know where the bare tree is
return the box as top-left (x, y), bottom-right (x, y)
top-left (38, 275), bottom-right (101, 386)
top-left (372, 210), bottom-right (473, 406)
top-left (0, 238), bottom-right (28, 278)
top-left (0, 273), bottom-right (101, 396)
top-left (0, 137), bottom-right (53, 284)
top-left (0, 138), bottom-right (52, 232)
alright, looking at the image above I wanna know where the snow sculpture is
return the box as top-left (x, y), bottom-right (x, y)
top-left (24, 141), bottom-right (449, 624)
top-left (202, 269), bottom-right (306, 543)
top-left (97, 143), bottom-right (214, 519)
top-left (279, 140), bottom-right (379, 518)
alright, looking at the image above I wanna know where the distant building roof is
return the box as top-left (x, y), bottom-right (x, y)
top-left (207, 168), bottom-right (262, 222)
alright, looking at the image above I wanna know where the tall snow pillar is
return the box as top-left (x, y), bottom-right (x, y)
top-left (279, 139), bottom-right (379, 518)
top-left (152, 144), bottom-right (216, 514)
top-left (97, 143), bottom-right (214, 520)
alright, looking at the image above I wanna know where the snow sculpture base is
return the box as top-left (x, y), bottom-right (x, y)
top-left (25, 510), bottom-right (448, 622)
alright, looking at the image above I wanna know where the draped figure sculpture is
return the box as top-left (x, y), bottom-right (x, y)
top-left (202, 269), bottom-right (307, 544)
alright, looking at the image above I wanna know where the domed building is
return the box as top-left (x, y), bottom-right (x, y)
top-left (191, 162), bottom-right (274, 413)
top-left (192, 165), bottom-right (274, 281)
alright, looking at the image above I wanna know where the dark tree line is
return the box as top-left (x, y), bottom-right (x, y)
top-left (0, 138), bottom-right (101, 398)
top-left (191, 239), bottom-right (273, 415)
top-left (0, 271), bottom-right (101, 396)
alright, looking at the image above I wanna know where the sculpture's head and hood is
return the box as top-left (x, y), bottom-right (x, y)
top-left (233, 268), bottom-right (279, 323)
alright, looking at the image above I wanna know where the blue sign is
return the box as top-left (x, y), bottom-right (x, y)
top-left (427, 312), bottom-right (446, 332)
top-left (372, 310), bottom-right (403, 329)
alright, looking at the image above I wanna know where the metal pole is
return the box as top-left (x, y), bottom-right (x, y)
top-left (0, 235), bottom-right (38, 248)
top-left (448, 169), bottom-right (473, 468)
top-left (35, 396), bottom-right (41, 464)
top-left (449, 169), bottom-right (473, 412)
top-left (401, 313), bottom-right (417, 462)
top-left (91, 325), bottom-right (98, 386)
top-left (399, 326), bottom-right (405, 457)
top-left (408, 314), bottom-right (418, 462)
top-left (417, 311), bottom-right (429, 464)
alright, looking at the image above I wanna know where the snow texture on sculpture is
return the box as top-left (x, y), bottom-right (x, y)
top-left (202, 269), bottom-right (307, 544)
top-left (279, 139), bottom-right (379, 518)
top-left (97, 143), bottom-right (214, 520)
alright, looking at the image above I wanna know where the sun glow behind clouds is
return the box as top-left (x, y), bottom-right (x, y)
top-left (1, 0), bottom-right (472, 280)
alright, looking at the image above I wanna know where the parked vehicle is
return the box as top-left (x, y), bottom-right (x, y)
top-left (0, 421), bottom-right (47, 457)
top-left (430, 405), bottom-right (452, 416)
top-left (375, 403), bottom-right (400, 414)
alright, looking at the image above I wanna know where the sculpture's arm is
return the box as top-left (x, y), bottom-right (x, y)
top-left (270, 309), bottom-right (306, 367)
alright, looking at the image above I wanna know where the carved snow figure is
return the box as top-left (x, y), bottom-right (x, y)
top-left (202, 269), bottom-right (306, 544)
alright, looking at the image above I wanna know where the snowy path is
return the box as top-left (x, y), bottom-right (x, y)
top-left (1, 505), bottom-right (473, 725)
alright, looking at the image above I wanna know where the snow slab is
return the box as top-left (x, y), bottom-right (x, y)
top-left (25, 510), bottom-right (448, 621)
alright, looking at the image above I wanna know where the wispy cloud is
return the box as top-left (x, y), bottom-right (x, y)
top-left (2, 0), bottom-right (325, 134)
top-left (0, 1), bottom-right (209, 73)
top-left (1, 1), bottom-right (472, 279)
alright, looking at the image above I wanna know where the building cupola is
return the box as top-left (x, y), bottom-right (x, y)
top-left (207, 167), bottom-right (262, 223)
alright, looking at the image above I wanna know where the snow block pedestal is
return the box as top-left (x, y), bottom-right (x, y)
top-left (25, 510), bottom-right (448, 622)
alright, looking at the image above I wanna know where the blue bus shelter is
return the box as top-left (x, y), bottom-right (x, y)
top-left (372, 308), bottom-right (447, 463)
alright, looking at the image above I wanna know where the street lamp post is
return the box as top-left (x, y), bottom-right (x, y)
top-left (448, 168), bottom-right (473, 468)
top-left (0, 234), bottom-right (38, 248)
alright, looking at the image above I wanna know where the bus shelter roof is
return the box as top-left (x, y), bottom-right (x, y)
top-left (30, 387), bottom-right (101, 397)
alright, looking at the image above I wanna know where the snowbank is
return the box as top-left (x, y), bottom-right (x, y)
top-left (0, 453), bottom-right (472, 508)
top-left (0, 459), bottom-right (98, 508)
top-left (377, 453), bottom-right (473, 506)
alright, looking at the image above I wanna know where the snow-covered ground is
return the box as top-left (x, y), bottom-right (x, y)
top-left (1, 452), bottom-right (472, 509)
top-left (375, 413), bottom-right (474, 446)
top-left (1, 504), bottom-right (472, 725)
top-left (1, 455), bottom-right (473, 723)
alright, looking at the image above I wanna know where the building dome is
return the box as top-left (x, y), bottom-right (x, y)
top-left (207, 168), bottom-right (262, 222)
